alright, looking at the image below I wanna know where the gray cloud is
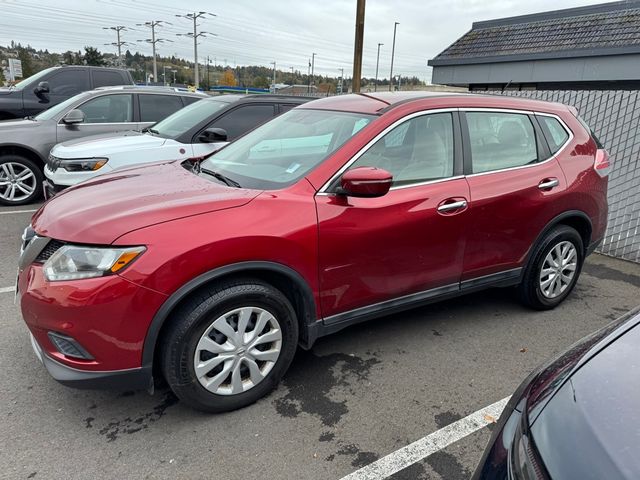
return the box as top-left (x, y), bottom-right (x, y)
top-left (1, 0), bottom-right (611, 80)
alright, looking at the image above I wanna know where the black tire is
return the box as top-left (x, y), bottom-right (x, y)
top-left (518, 225), bottom-right (584, 310)
top-left (161, 279), bottom-right (299, 413)
top-left (0, 154), bottom-right (44, 206)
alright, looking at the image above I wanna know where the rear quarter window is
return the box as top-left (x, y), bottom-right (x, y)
top-left (538, 115), bottom-right (570, 154)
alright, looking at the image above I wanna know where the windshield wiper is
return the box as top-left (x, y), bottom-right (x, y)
top-left (146, 128), bottom-right (160, 135)
top-left (200, 168), bottom-right (241, 188)
top-left (24, 115), bottom-right (36, 121)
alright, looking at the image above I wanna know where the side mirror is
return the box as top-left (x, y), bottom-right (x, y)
top-left (198, 127), bottom-right (228, 143)
top-left (62, 109), bottom-right (85, 125)
top-left (34, 81), bottom-right (50, 94)
top-left (338, 166), bottom-right (393, 198)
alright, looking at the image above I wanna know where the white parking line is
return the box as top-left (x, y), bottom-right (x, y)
top-left (339, 396), bottom-right (511, 480)
top-left (0, 209), bottom-right (37, 215)
top-left (0, 286), bottom-right (16, 294)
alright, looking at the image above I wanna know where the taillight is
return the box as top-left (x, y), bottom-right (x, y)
top-left (594, 149), bottom-right (611, 178)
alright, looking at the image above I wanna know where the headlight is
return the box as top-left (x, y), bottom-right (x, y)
top-left (60, 158), bottom-right (109, 172)
top-left (43, 245), bottom-right (145, 281)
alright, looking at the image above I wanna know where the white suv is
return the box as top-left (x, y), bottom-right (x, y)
top-left (44, 95), bottom-right (309, 197)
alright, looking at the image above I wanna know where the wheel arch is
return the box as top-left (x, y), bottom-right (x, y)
top-left (526, 210), bottom-right (593, 267)
top-left (143, 261), bottom-right (319, 372)
top-left (0, 143), bottom-right (47, 166)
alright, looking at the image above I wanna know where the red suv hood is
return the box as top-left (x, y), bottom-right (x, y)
top-left (33, 161), bottom-right (261, 244)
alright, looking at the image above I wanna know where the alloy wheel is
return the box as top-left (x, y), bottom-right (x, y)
top-left (0, 162), bottom-right (37, 202)
top-left (539, 241), bottom-right (578, 299)
top-left (193, 306), bottom-right (282, 396)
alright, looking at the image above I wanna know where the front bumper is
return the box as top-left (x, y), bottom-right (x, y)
top-left (29, 332), bottom-right (152, 390)
top-left (42, 179), bottom-right (67, 200)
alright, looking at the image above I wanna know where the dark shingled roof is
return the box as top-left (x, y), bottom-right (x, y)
top-left (429, 1), bottom-right (640, 66)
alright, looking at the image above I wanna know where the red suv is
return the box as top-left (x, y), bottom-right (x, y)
top-left (17, 92), bottom-right (609, 412)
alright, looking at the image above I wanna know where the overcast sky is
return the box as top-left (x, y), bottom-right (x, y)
top-left (1, 0), bottom-right (615, 80)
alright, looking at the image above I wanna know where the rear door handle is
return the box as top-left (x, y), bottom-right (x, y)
top-left (437, 199), bottom-right (468, 213)
top-left (538, 178), bottom-right (559, 190)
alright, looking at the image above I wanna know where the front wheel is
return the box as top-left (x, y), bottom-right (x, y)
top-left (161, 279), bottom-right (299, 413)
top-left (0, 155), bottom-right (43, 206)
top-left (518, 225), bottom-right (584, 310)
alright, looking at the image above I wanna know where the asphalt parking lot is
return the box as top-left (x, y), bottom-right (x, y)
top-left (2, 204), bottom-right (639, 480)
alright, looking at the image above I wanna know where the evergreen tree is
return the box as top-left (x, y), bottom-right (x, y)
top-left (83, 47), bottom-right (105, 66)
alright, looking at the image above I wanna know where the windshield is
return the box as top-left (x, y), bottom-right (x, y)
top-left (10, 67), bottom-right (56, 91)
top-left (34, 92), bottom-right (91, 121)
top-left (152, 98), bottom-right (228, 139)
top-left (200, 109), bottom-right (375, 190)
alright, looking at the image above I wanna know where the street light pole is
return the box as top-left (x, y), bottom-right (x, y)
top-left (389, 21), bottom-right (399, 91)
top-left (375, 42), bottom-right (383, 92)
top-left (271, 61), bottom-right (276, 93)
top-left (310, 53), bottom-right (317, 93)
top-left (176, 12), bottom-right (216, 88)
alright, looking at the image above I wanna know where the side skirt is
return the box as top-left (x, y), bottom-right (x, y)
top-left (314, 268), bottom-right (522, 339)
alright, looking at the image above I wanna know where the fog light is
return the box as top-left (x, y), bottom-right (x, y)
top-left (47, 332), bottom-right (94, 360)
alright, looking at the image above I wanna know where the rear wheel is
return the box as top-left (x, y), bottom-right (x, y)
top-left (161, 279), bottom-right (298, 413)
top-left (518, 225), bottom-right (584, 310)
top-left (0, 155), bottom-right (43, 206)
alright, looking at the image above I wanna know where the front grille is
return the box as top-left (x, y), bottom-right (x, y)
top-left (35, 240), bottom-right (65, 263)
top-left (47, 154), bottom-right (62, 173)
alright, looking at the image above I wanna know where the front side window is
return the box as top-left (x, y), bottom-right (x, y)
top-left (77, 94), bottom-right (133, 123)
top-left (348, 112), bottom-right (455, 187)
top-left (139, 94), bottom-right (185, 122)
top-left (466, 112), bottom-right (538, 174)
top-left (48, 70), bottom-right (89, 96)
top-left (152, 98), bottom-right (228, 139)
top-left (200, 109), bottom-right (374, 190)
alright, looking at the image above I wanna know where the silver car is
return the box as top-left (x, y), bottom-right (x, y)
top-left (0, 86), bottom-right (206, 205)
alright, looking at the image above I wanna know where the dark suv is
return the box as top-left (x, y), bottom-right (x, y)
top-left (0, 66), bottom-right (134, 120)
top-left (17, 92), bottom-right (609, 413)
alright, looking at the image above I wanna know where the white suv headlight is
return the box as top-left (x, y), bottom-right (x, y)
top-left (43, 245), bottom-right (145, 281)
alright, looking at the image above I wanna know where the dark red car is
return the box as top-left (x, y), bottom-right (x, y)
top-left (17, 92), bottom-right (609, 412)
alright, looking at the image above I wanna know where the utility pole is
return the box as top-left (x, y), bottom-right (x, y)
top-left (311, 53), bottom-right (317, 93)
top-left (176, 11), bottom-right (216, 88)
top-left (352, 0), bottom-right (365, 93)
top-left (271, 61), bottom-right (276, 93)
top-left (375, 42), bottom-right (383, 92)
top-left (307, 59), bottom-right (311, 93)
top-left (338, 68), bottom-right (344, 94)
top-left (137, 21), bottom-right (172, 84)
top-left (102, 26), bottom-right (127, 65)
top-left (290, 66), bottom-right (294, 85)
top-left (389, 21), bottom-right (399, 91)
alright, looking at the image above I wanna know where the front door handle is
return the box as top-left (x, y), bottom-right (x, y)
top-left (538, 178), bottom-right (559, 190)
top-left (437, 199), bottom-right (468, 213)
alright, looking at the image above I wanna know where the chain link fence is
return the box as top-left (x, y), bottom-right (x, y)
top-left (487, 89), bottom-right (640, 263)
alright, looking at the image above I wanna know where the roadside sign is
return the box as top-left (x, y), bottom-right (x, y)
top-left (8, 58), bottom-right (22, 80)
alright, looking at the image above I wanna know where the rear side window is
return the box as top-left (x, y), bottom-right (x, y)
top-left (183, 96), bottom-right (202, 106)
top-left (208, 104), bottom-right (275, 140)
top-left (139, 94), bottom-right (185, 122)
top-left (538, 116), bottom-right (570, 153)
top-left (466, 112), bottom-right (538, 174)
top-left (93, 70), bottom-right (127, 87)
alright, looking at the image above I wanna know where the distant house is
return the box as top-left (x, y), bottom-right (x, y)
top-left (429, 1), bottom-right (640, 90)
